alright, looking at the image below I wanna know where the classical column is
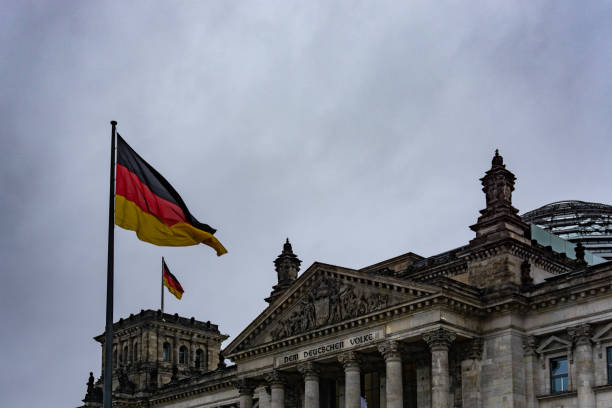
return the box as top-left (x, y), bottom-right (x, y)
top-left (568, 324), bottom-right (595, 408)
top-left (523, 336), bottom-right (538, 408)
top-left (423, 328), bottom-right (456, 408)
top-left (266, 371), bottom-right (286, 408)
top-left (378, 341), bottom-right (403, 408)
top-left (235, 379), bottom-right (255, 408)
top-left (461, 338), bottom-right (482, 408)
top-left (298, 362), bottom-right (320, 408)
top-left (338, 351), bottom-right (361, 408)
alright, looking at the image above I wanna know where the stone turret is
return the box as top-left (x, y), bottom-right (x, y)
top-left (265, 239), bottom-right (301, 303)
top-left (470, 150), bottom-right (530, 246)
top-left (465, 151), bottom-right (532, 290)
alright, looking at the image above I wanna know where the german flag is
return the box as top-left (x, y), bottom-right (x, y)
top-left (163, 259), bottom-right (184, 300)
top-left (115, 135), bottom-right (227, 255)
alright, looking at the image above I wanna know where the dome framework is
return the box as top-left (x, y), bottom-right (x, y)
top-left (521, 200), bottom-right (612, 260)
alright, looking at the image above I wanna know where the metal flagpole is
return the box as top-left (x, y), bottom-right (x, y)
top-left (103, 120), bottom-right (117, 408)
top-left (161, 256), bottom-right (165, 315)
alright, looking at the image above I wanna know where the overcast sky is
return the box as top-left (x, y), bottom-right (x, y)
top-left (1, 1), bottom-right (611, 406)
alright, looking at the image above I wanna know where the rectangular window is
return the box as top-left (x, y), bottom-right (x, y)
top-left (550, 357), bottom-right (568, 393)
top-left (607, 347), bottom-right (612, 384)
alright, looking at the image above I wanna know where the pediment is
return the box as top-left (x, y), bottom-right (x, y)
top-left (536, 335), bottom-right (571, 354)
top-left (225, 262), bottom-right (439, 357)
top-left (593, 322), bottom-right (612, 342)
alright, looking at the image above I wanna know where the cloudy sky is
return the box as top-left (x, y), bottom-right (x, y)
top-left (1, 1), bottom-right (611, 406)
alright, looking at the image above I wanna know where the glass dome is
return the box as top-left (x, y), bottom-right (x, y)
top-left (521, 200), bottom-right (612, 260)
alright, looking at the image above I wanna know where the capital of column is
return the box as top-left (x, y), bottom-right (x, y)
top-left (468, 337), bottom-right (483, 360)
top-left (423, 328), bottom-right (456, 351)
top-left (523, 336), bottom-right (537, 357)
top-left (265, 370), bottom-right (287, 387)
top-left (338, 351), bottom-right (361, 371)
top-left (568, 324), bottom-right (592, 346)
top-left (297, 361), bottom-right (320, 381)
top-left (377, 340), bottom-right (402, 362)
top-left (233, 379), bottom-right (256, 396)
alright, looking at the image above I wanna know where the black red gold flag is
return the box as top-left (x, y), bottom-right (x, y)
top-left (162, 259), bottom-right (184, 300)
top-left (114, 134), bottom-right (227, 255)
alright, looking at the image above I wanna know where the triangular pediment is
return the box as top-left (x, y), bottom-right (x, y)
top-left (225, 262), bottom-right (440, 357)
top-left (536, 335), bottom-right (571, 354)
top-left (593, 322), bottom-right (612, 342)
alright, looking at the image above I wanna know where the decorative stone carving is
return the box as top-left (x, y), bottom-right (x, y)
top-left (265, 370), bottom-right (287, 386)
top-left (338, 351), bottom-right (361, 369)
top-left (568, 324), bottom-right (592, 346)
top-left (270, 276), bottom-right (390, 341)
top-left (233, 378), bottom-right (256, 395)
top-left (116, 366), bottom-right (136, 394)
top-left (297, 361), bottom-right (320, 380)
top-left (423, 328), bottom-right (456, 350)
top-left (378, 340), bottom-right (402, 361)
top-left (521, 260), bottom-right (534, 286)
top-left (523, 336), bottom-right (537, 357)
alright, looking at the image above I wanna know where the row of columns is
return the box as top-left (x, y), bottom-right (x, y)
top-left (238, 328), bottom-right (458, 408)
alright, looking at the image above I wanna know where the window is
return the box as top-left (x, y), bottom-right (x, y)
top-left (179, 346), bottom-right (188, 364)
top-left (162, 342), bottom-right (171, 362)
top-left (123, 346), bottom-right (128, 364)
top-left (113, 348), bottom-right (118, 368)
top-left (133, 342), bottom-right (138, 362)
top-left (195, 349), bottom-right (204, 369)
top-left (550, 357), bottom-right (568, 393)
top-left (607, 347), bottom-right (612, 384)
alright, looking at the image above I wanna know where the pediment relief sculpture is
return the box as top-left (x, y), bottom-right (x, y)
top-left (267, 275), bottom-right (408, 342)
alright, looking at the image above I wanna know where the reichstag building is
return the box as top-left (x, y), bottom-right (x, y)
top-left (80, 151), bottom-right (612, 408)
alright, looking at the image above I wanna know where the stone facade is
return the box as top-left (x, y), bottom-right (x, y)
top-left (80, 151), bottom-right (612, 408)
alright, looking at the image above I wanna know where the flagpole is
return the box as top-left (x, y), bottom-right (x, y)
top-left (161, 256), bottom-right (165, 315)
top-left (103, 120), bottom-right (117, 408)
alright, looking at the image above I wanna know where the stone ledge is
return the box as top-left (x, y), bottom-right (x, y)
top-left (536, 391), bottom-right (576, 401)
top-left (593, 383), bottom-right (612, 393)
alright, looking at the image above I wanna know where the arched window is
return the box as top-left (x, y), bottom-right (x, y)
top-left (133, 341), bottom-right (138, 362)
top-left (162, 342), bottom-right (171, 362)
top-left (195, 349), bottom-right (204, 369)
top-left (113, 348), bottom-right (118, 368)
top-left (123, 346), bottom-right (128, 364)
top-left (179, 346), bottom-right (188, 364)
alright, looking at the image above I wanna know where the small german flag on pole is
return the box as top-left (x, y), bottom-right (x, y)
top-left (162, 257), bottom-right (184, 301)
top-left (115, 134), bottom-right (227, 256)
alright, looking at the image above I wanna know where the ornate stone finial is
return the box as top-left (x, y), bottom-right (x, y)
top-left (337, 351), bottom-right (361, 369)
top-left (492, 149), bottom-right (503, 166)
top-left (575, 242), bottom-right (586, 264)
top-left (265, 370), bottom-right (287, 386)
top-left (266, 239), bottom-right (302, 303)
top-left (377, 340), bottom-right (402, 361)
top-left (297, 362), bottom-right (320, 380)
top-left (523, 336), bottom-right (537, 357)
top-left (568, 324), bottom-right (592, 346)
top-left (422, 328), bottom-right (456, 350)
top-left (275, 238), bottom-right (301, 281)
